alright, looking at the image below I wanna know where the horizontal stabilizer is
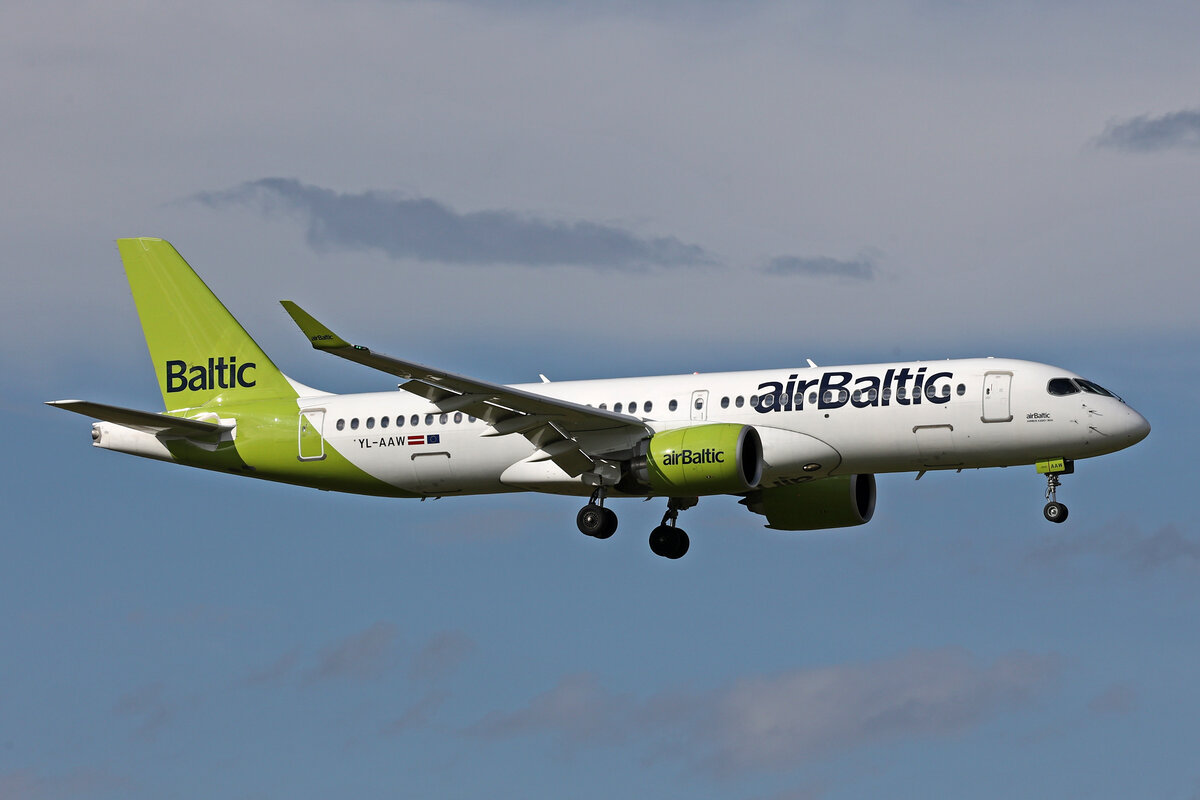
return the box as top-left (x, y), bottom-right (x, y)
top-left (46, 400), bottom-right (230, 438)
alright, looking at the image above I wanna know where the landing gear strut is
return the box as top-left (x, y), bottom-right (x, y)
top-left (649, 497), bottom-right (696, 559)
top-left (577, 488), bottom-right (618, 539)
top-left (1040, 460), bottom-right (1073, 524)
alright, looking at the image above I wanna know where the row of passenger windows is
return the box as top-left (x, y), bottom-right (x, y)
top-left (334, 381), bottom-right (972, 431)
top-left (335, 412), bottom-right (477, 431)
top-left (598, 384), bottom-right (966, 413)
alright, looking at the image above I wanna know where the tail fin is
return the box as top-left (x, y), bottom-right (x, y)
top-left (118, 238), bottom-right (297, 410)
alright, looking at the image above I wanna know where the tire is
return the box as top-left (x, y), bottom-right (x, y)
top-left (667, 529), bottom-right (690, 559)
top-left (577, 504), bottom-right (605, 536)
top-left (1043, 502), bottom-right (1068, 523)
top-left (593, 507), bottom-right (618, 539)
top-left (649, 525), bottom-right (673, 557)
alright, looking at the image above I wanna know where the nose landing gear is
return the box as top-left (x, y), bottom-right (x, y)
top-left (1038, 459), bottom-right (1073, 524)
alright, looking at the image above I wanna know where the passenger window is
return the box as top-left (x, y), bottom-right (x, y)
top-left (762, 394), bottom-right (774, 409)
top-left (898, 388), bottom-right (907, 400)
top-left (454, 412), bottom-right (463, 424)
top-left (397, 415), bottom-right (405, 428)
top-left (629, 402), bottom-right (638, 414)
top-left (941, 384), bottom-right (950, 399)
top-left (808, 392), bottom-right (817, 405)
top-left (644, 401), bottom-right (653, 413)
top-left (615, 402), bottom-right (623, 413)
top-left (720, 396), bottom-right (730, 409)
top-left (868, 388), bottom-right (878, 402)
top-left (336, 419), bottom-right (345, 431)
top-left (425, 414), bottom-right (434, 426)
top-left (410, 414), bottom-right (419, 427)
top-left (956, 384), bottom-right (966, 397)
top-left (599, 403), bottom-right (608, 410)
top-left (438, 413), bottom-right (447, 425)
top-left (735, 396), bottom-right (744, 408)
top-left (350, 418), bottom-right (359, 430)
top-left (822, 391), bottom-right (832, 404)
top-left (695, 397), bottom-right (704, 409)
top-left (669, 399), bottom-right (678, 412)
top-left (882, 388), bottom-right (892, 402)
top-left (380, 416), bottom-right (389, 429)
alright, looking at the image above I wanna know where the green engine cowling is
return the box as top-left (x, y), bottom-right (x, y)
top-left (634, 424), bottom-right (763, 496)
top-left (741, 474), bottom-right (876, 530)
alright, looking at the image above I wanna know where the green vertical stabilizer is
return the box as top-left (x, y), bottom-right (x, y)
top-left (117, 238), bottom-right (297, 410)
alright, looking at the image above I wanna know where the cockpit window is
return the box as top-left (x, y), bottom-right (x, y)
top-left (1077, 379), bottom-right (1119, 400)
top-left (1047, 378), bottom-right (1080, 396)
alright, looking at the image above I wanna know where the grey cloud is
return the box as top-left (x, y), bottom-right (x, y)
top-left (309, 621), bottom-right (399, 683)
top-left (383, 690), bottom-right (451, 736)
top-left (1025, 521), bottom-right (1200, 573)
top-left (409, 630), bottom-right (477, 683)
top-left (0, 767), bottom-right (128, 800)
top-left (706, 648), bottom-right (1056, 771)
top-left (193, 178), bottom-right (715, 270)
top-left (242, 647), bottom-right (303, 688)
top-left (764, 254), bottom-right (876, 281)
top-left (1088, 684), bottom-right (1137, 716)
top-left (468, 673), bottom-right (634, 745)
top-left (467, 648), bottom-right (1058, 772)
top-left (113, 682), bottom-right (173, 739)
top-left (1096, 109), bottom-right (1200, 152)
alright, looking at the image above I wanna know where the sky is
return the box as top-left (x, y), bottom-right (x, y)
top-left (3, 1), bottom-right (1199, 798)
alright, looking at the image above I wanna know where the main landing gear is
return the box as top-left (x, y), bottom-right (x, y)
top-left (576, 488), bottom-right (618, 539)
top-left (1040, 459), bottom-right (1074, 524)
top-left (574, 493), bottom-right (696, 559)
top-left (648, 497), bottom-right (695, 560)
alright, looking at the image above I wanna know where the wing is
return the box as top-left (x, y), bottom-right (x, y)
top-left (280, 301), bottom-right (647, 477)
top-left (46, 400), bottom-right (231, 439)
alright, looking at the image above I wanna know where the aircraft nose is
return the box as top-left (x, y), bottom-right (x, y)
top-left (1121, 405), bottom-right (1151, 445)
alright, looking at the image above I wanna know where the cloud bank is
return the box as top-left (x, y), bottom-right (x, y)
top-left (1096, 109), bottom-right (1200, 152)
top-left (194, 178), bottom-right (715, 270)
top-left (764, 254), bottom-right (877, 281)
top-left (469, 647), bottom-right (1058, 773)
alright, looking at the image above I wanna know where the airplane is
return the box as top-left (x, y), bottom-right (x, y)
top-left (49, 238), bottom-right (1151, 559)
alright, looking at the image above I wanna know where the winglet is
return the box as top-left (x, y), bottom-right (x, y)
top-left (280, 301), bottom-right (353, 350)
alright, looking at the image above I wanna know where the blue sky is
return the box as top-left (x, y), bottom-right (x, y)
top-left (3, 2), bottom-right (1200, 798)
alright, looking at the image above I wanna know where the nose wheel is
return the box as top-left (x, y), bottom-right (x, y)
top-left (576, 488), bottom-right (618, 539)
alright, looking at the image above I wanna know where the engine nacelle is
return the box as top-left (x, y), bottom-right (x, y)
top-left (742, 474), bottom-right (876, 530)
top-left (632, 424), bottom-right (763, 496)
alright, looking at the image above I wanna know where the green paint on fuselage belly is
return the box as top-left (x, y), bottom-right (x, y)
top-left (164, 399), bottom-right (418, 498)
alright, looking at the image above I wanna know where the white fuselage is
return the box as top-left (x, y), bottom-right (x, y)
top-left (295, 358), bottom-right (1149, 497)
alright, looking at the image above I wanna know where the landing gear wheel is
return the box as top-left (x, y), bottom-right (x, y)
top-left (577, 503), bottom-right (618, 538)
top-left (1042, 468), bottom-right (1070, 525)
top-left (595, 508), bottom-right (618, 539)
top-left (649, 525), bottom-right (689, 559)
top-left (1043, 502), bottom-right (1068, 523)
top-left (577, 504), bottom-right (604, 537)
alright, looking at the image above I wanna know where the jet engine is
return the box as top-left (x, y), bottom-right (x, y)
top-left (741, 474), bottom-right (876, 530)
top-left (630, 424), bottom-right (763, 495)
